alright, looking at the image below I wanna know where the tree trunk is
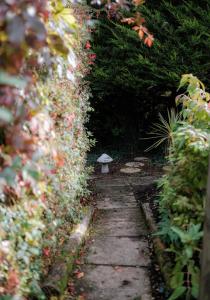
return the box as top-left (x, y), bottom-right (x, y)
top-left (199, 157), bottom-right (210, 300)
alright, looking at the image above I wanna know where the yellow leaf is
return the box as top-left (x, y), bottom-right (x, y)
top-left (56, 8), bottom-right (77, 28)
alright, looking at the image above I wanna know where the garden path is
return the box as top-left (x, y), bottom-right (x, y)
top-left (74, 167), bottom-right (160, 300)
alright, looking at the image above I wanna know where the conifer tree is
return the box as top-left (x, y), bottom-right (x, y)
top-left (88, 0), bottom-right (210, 144)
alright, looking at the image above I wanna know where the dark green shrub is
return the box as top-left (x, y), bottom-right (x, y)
top-left (88, 0), bottom-right (210, 144)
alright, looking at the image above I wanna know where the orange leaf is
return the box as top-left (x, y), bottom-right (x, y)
top-left (132, 0), bottom-right (145, 6)
top-left (76, 271), bottom-right (84, 279)
top-left (144, 35), bottom-right (154, 47)
top-left (138, 29), bottom-right (144, 39)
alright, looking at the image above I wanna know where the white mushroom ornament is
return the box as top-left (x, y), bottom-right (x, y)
top-left (97, 153), bottom-right (113, 174)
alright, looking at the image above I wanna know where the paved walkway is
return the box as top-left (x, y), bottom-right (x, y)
top-left (75, 174), bottom-right (158, 300)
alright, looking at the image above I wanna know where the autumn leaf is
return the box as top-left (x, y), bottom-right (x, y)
top-left (75, 271), bottom-right (84, 279)
top-left (114, 266), bottom-right (123, 272)
top-left (77, 295), bottom-right (86, 300)
top-left (67, 281), bottom-right (76, 295)
top-left (75, 259), bottom-right (82, 265)
top-left (6, 269), bottom-right (19, 293)
top-left (85, 41), bottom-right (91, 49)
top-left (132, 26), bottom-right (140, 31)
top-left (121, 17), bottom-right (135, 24)
top-left (43, 247), bottom-right (51, 257)
top-left (144, 35), bottom-right (154, 47)
top-left (132, 0), bottom-right (145, 6)
top-left (138, 29), bottom-right (144, 39)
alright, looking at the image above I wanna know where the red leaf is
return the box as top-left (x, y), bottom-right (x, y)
top-left (6, 270), bottom-right (19, 293)
top-left (43, 247), bottom-right (50, 257)
top-left (85, 41), bottom-right (91, 49)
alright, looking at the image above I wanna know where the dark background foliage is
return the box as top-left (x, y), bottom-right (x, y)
top-left (87, 0), bottom-right (210, 147)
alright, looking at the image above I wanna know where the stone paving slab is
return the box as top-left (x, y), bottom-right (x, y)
top-left (94, 178), bottom-right (128, 187)
top-left (127, 176), bottom-right (158, 186)
top-left (97, 195), bottom-right (137, 209)
top-left (86, 236), bottom-right (150, 267)
top-left (95, 185), bottom-right (133, 195)
top-left (75, 265), bottom-right (151, 300)
top-left (73, 172), bottom-right (155, 299)
top-left (95, 220), bottom-right (147, 237)
top-left (97, 208), bottom-right (146, 225)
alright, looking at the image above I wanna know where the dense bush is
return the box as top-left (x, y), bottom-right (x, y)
top-left (88, 0), bottom-right (210, 144)
top-left (157, 75), bottom-right (210, 300)
top-left (0, 0), bottom-right (93, 298)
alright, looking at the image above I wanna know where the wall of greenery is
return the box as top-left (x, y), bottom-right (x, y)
top-left (157, 75), bottom-right (210, 300)
top-left (0, 1), bottom-right (93, 298)
top-left (88, 0), bottom-right (210, 145)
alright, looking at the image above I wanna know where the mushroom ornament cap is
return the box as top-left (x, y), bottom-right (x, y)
top-left (97, 153), bottom-right (113, 163)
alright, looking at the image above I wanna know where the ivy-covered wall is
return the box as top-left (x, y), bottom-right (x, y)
top-left (0, 1), bottom-right (93, 298)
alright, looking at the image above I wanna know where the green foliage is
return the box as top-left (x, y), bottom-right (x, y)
top-left (88, 0), bottom-right (210, 144)
top-left (0, 0), bottom-right (92, 298)
top-left (145, 109), bottom-right (182, 152)
top-left (157, 75), bottom-right (210, 299)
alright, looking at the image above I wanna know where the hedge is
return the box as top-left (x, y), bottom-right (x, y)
top-left (0, 1), bottom-right (93, 298)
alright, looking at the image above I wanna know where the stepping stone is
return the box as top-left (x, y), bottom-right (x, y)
top-left (75, 265), bottom-right (151, 300)
top-left (120, 167), bottom-right (141, 174)
top-left (125, 162), bottom-right (145, 168)
top-left (87, 237), bottom-right (150, 267)
top-left (134, 157), bottom-right (150, 162)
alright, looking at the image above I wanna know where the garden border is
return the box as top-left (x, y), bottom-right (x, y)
top-left (140, 202), bottom-right (171, 287)
top-left (42, 206), bottom-right (95, 296)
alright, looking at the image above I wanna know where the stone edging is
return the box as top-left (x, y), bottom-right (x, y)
top-left (42, 206), bottom-right (94, 296)
top-left (140, 202), bottom-right (171, 287)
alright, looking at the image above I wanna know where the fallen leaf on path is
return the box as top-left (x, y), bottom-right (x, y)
top-left (67, 281), bottom-right (75, 295)
top-left (77, 294), bottom-right (86, 300)
top-left (75, 259), bottom-right (83, 265)
top-left (76, 271), bottom-right (84, 279)
top-left (114, 266), bottom-right (123, 272)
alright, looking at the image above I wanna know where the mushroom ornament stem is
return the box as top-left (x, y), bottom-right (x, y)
top-left (101, 163), bottom-right (109, 174)
top-left (97, 154), bottom-right (113, 174)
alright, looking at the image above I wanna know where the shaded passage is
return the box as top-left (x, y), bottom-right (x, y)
top-left (72, 173), bottom-right (159, 300)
